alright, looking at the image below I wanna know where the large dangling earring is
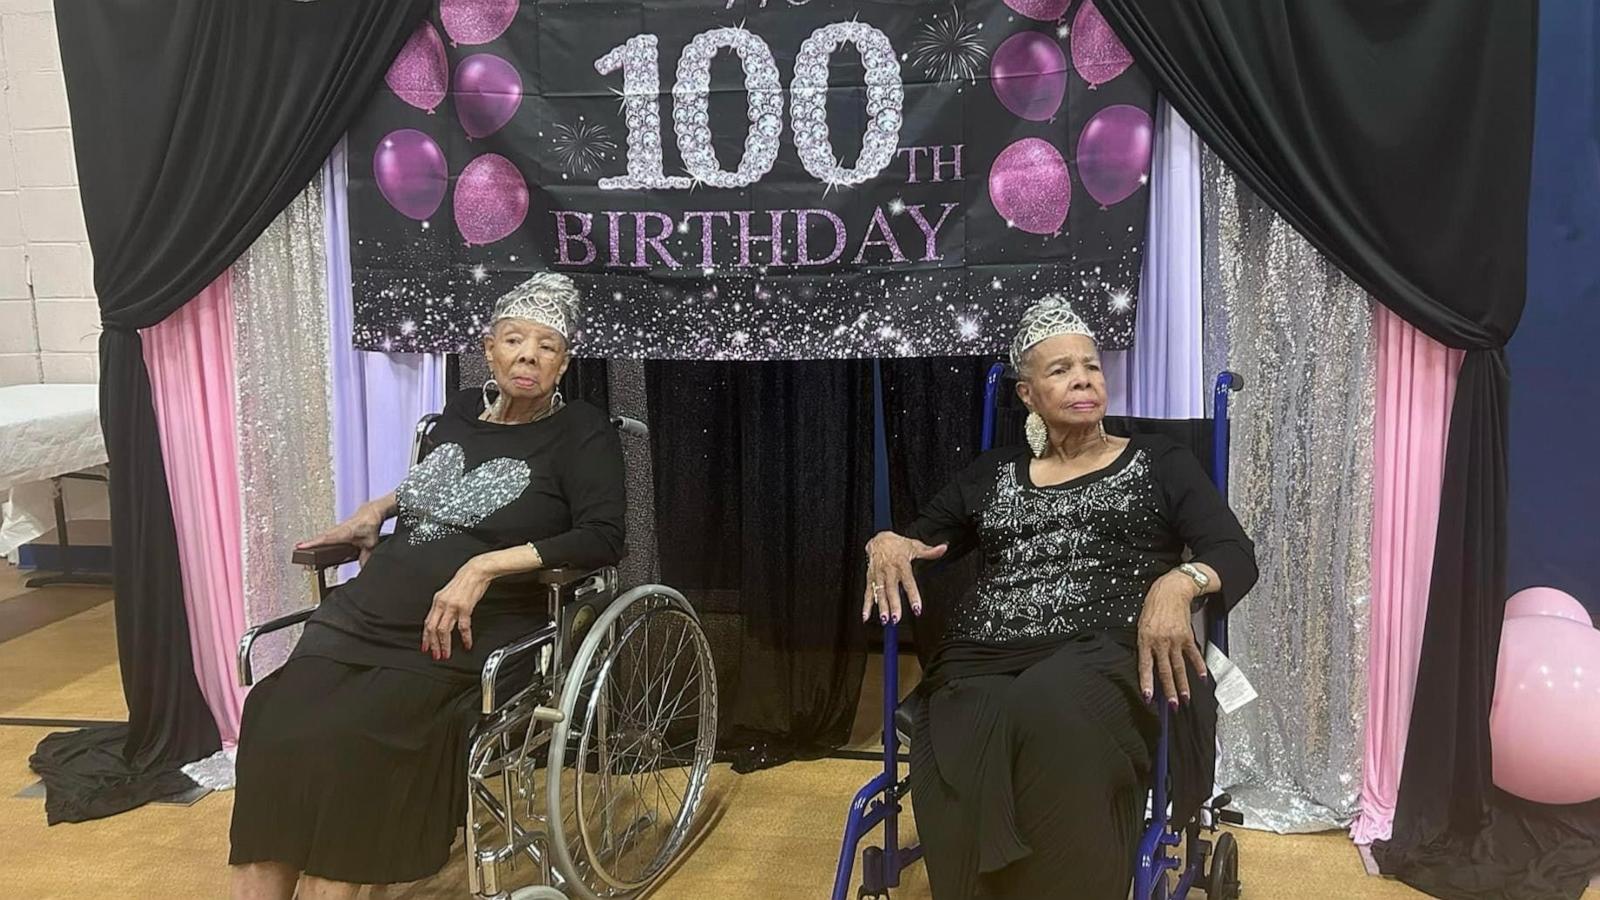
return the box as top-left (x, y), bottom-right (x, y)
top-left (550, 388), bottom-right (565, 413)
top-left (1025, 411), bottom-right (1049, 458)
top-left (482, 378), bottom-right (501, 417)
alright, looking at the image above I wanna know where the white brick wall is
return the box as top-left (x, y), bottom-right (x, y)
top-left (0, 4), bottom-right (95, 385)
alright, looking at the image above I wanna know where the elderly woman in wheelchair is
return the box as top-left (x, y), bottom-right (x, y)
top-left (861, 297), bottom-right (1258, 900)
top-left (230, 273), bottom-right (629, 900)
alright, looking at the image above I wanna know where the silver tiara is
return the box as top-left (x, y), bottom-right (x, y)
top-left (490, 272), bottom-right (581, 341)
top-left (1009, 294), bottom-right (1096, 370)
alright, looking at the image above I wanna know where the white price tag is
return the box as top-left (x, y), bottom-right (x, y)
top-left (1205, 643), bottom-right (1257, 715)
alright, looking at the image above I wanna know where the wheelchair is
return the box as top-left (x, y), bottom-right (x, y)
top-left (237, 413), bottom-right (719, 900)
top-left (833, 365), bottom-right (1247, 900)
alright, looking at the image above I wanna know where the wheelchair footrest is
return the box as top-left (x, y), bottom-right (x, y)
top-left (1217, 809), bottom-right (1245, 826)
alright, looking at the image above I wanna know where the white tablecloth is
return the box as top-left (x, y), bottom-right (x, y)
top-left (0, 384), bottom-right (109, 557)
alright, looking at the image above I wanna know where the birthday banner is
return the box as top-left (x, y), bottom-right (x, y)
top-left (347, 0), bottom-right (1154, 358)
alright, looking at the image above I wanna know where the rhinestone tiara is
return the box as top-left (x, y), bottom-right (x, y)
top-left (1009, 294), bottom-right (1096, 371)
top-left (490, 272), bottom-right (581, 341)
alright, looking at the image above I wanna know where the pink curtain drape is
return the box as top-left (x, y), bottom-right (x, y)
top-left (1352, 306), bottom-right (1466, 843)
top-left (141, 275), bottom-right (246, 747)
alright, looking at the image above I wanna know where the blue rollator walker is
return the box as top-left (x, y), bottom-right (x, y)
top-left (832, 365), bottom-right (1247, 900)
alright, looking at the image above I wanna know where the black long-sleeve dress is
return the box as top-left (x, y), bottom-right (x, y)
top-left (901, 434), bottom-right (1257, 900)
top-left (229, 391), bottom-right (625, 884)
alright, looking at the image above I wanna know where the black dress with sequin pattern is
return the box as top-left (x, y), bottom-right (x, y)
top-left (900, 435), bottom-right (1257, 900)
top-left (290, 390), bottom-right (626, 680)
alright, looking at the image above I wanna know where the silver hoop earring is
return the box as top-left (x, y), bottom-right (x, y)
top-left (481, 378), bottom-right (500, 414)
top-left (550, 388), bottom-right (564, 411)
top-left (1025, 412), bottom-right (1049, 458)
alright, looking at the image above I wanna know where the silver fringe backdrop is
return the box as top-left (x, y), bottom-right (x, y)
top-left (233, 179), bottom-right (334, 675)
top-left (1201, 149), bottom-right (1374, 833)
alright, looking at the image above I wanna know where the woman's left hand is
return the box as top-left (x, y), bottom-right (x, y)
top-left (1136, 572), bottom-right (1208, 707)
top-left (422, 560), bottom-right (492, 660)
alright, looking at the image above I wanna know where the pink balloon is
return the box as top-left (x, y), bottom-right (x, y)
top-left (990, 32), bottom-right (1068, 122)
top-left (386, 22), bottom-right (449, 113)
top-left (1506, 586), bottom-right (1593, 627)
top-left (1076, 104), bottom-right (1152, 207)
top-left (1071, 0), bottom-right (1134, 87)
top-left (454, 54), bottom-right (523, 139)
top-left (454, 153), bottom-right (529, 246)
top-left (989, 138), bottom-right (1071, 235)
top-left (441, 0), bottom-right (520, 45)
top-left (373, 129), bottom-right (448, 221)
top-left (1002, 0), bottom-right (1070, 22)
top-left (1491, 615), bottom-right (1600, 804)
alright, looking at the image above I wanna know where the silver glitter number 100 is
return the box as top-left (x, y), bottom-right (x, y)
top-left (595, 23), bottom-right (904, 190)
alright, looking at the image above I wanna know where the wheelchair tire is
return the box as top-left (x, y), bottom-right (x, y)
top-left (543, 585), bottom-right (719, 900)
top-left (508, 888), bottom-right (569, 900)
top-left (1206, 831), bottom-right (1240, 899)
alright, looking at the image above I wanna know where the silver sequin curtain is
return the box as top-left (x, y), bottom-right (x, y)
top-left (233, 179), bottom-right (334, 674)
top-left (1201, 149), bottom-right (1374, 833)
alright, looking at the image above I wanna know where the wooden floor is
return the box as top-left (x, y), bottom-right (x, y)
top-left (3, 563), bottom-right (1595, 899)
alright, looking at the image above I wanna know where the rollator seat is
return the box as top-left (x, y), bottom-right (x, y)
top-left (893, 690), bottom-right (924, 748)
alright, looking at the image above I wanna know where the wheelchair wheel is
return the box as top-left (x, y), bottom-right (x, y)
top-left (1206, 831), bottom-right (1240, 899)
top-left (544, 585), bottom-right (718, 900)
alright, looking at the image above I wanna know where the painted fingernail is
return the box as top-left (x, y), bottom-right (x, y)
top-left (1181, 692), bottom-right (1191, 705)
top-left (891, 613), bottom-right (900, 624)
top-left (880, 614), bottom-right (888, 624)
top-left (1168, 698), bottom-right (1179, 710)
top-left (912, 604), bottom-right (922, 616)
top-left (1142, 690), bottom-right (1152, 702)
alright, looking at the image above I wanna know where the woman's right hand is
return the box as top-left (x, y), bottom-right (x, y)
top-left (296, 502), bottom-right (386, 563)
top-left (862, 531), bottom-right (948, 624)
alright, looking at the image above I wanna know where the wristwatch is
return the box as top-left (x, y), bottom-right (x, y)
top-left (1177, 562), bottom-right (1210, 594)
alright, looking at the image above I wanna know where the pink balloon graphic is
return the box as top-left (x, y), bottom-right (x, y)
top-left (455, 54), bottom-right (523, 139)
top-left (1076, 104), bottom-right (1152, 207)
top-left (989, 138), bottom-right (1071, 235)
top-left (373, 129), bottom-right (448, 221)
top-left (1506, 586), bottom-right (1593, 627)
top-left (1491, 615), bottom-right (1600, 804)
top-left (1002, 0), bottom-right (1070, 23)
top-left (441, 0), bottom-right (520, 45)
top-left (454, 153), bottom-right (529, 246)
top-left (385, 22), bottom-right (449, 113)
top-left (991, 32), bottom-right (1069, 122)
top-left (1071, 0), bottom-right (1134, 87)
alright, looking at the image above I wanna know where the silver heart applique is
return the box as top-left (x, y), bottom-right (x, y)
top-left (396, 443), bottom-right (531, 544)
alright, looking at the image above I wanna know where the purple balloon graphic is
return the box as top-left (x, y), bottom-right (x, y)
top-left (455, 55), bottom-right (523, 139)
top-left (441, 0), bottom-right (520, 45)
top-left (374, 129), bottom-right (448, 221)
top-left (385, 22), bottom-right (449, 113)
top-left (454, 153), bottom-right (529, 246)
top-left (1077, 104), bottom-right (1152, 207)
top-left (991, 32), bottom-right (1068, 122)
top-left (1071, 0), bottom-right (1134, 87)
top-left (1003, 0), bottom-right (1070, 23)
top-left (989, 138), bottom-right (1071, 235)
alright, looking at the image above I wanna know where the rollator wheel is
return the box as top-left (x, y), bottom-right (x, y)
top-left (1206, 831), bottom-right (1240, 899)
top-left (544, 586), bottom-right (719, 900)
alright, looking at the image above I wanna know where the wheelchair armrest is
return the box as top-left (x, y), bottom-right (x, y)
top-left (480, 622), bottom-right (559, 715)
top-left (237, 607), bottom-right (317, 687)
top-left (530, 566), bottom-right (594, 586)
top-left (291, 542), bottom-right (362, 570)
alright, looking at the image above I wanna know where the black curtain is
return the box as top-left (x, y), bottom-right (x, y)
top-left (35, 0), bottom-right (430, 822)
top-left (880, 358), bottom-right (992, 667)
top-left (1089, 3), bottom-right (1567, 896)
top-left (646, 361), bottom-right (876, 771)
